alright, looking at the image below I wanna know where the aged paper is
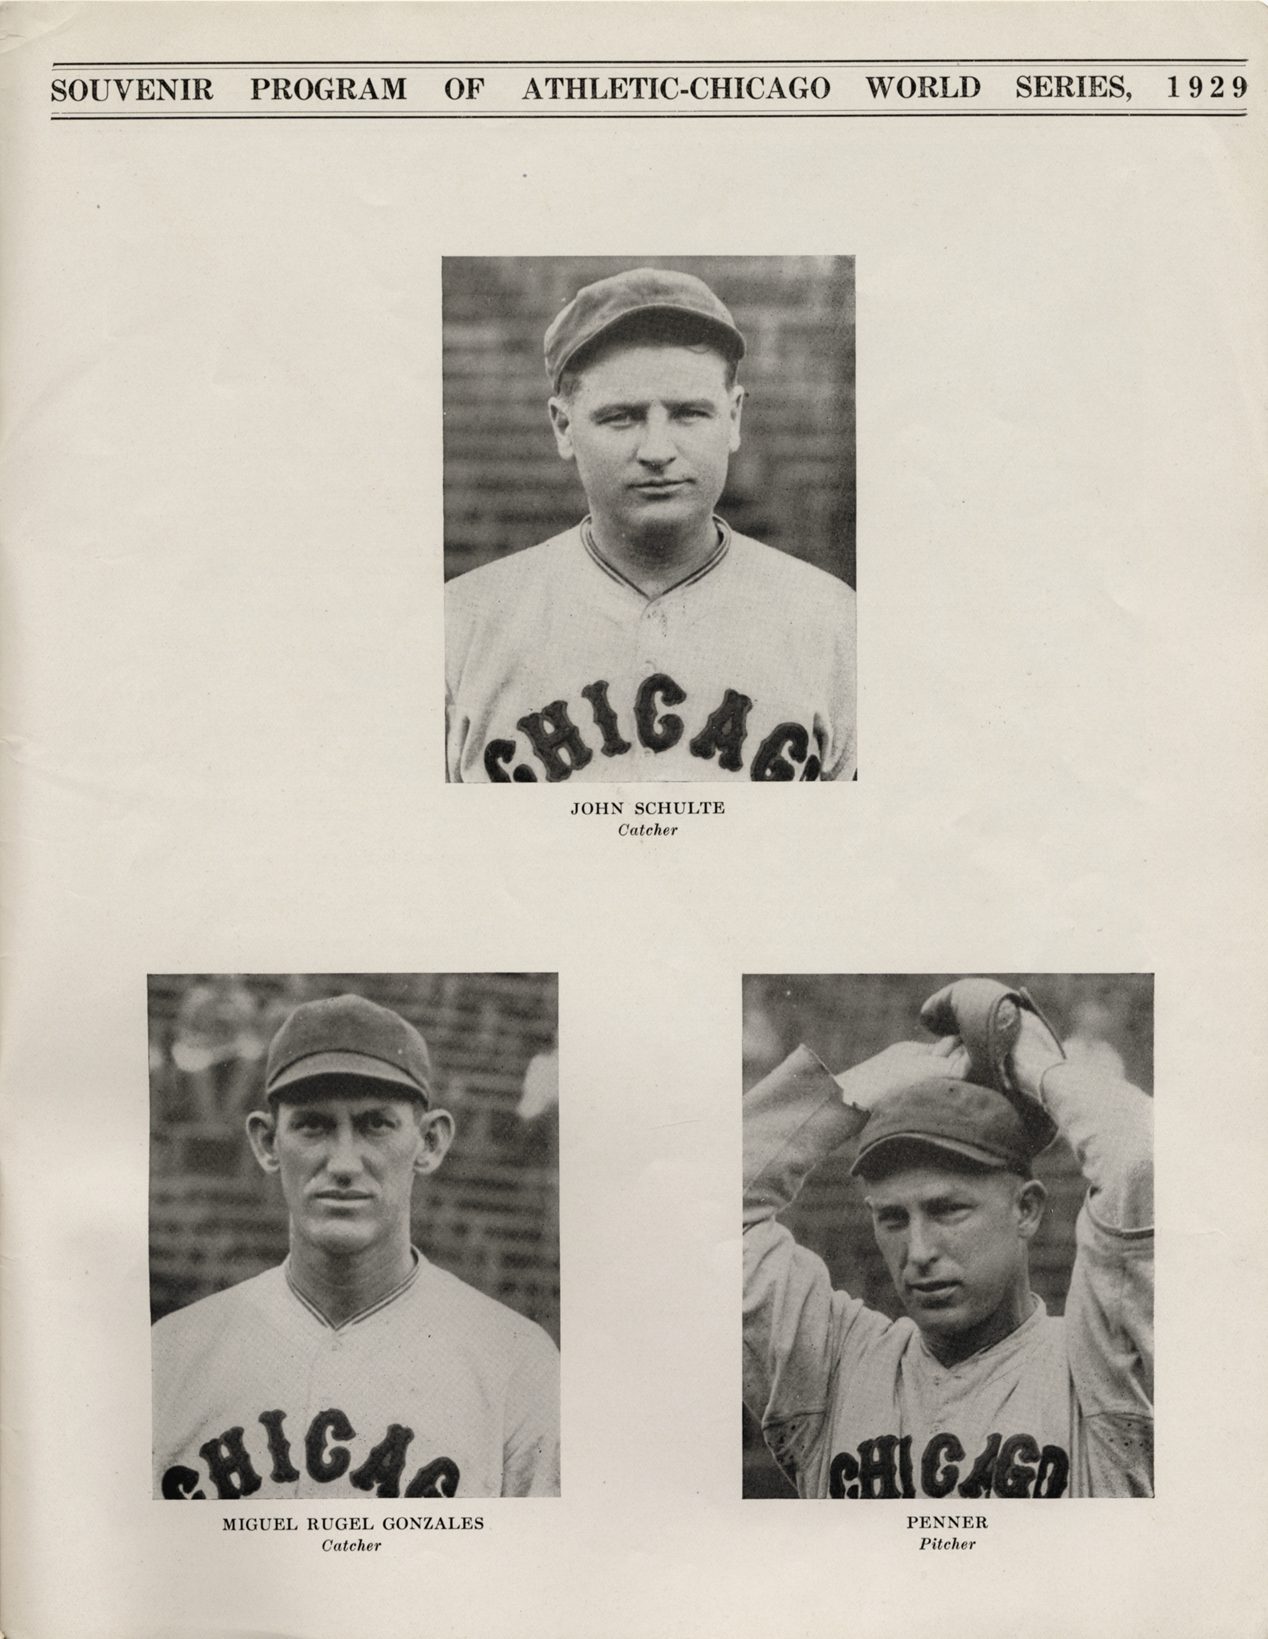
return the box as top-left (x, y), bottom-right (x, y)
top-left (2, 3), bottom-right (1265, 1635)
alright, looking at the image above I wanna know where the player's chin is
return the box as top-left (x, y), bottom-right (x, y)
top-left (301, 1217), bottom-right (382, 1256)
top-left (623, 487), bottom-right (707, 527)
top-left (902, 1285), bottom-right (970, 1329)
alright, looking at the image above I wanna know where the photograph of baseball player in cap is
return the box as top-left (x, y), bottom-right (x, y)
top-left (149, 974), bottom-right (560, 1500)
top-left (742, 974), bottom-right (1153, 1499)
top-left (443, 256), bottom-right (856, 783)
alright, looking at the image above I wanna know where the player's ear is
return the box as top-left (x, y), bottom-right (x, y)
top-left (413, 1107), bottom-right (455, 1177)
top-left (548, 396), bottom-right (576, 461)
top-left (728, 383), bottom-right (744, 453)
top-left (1015, 1177), bottom-right (1047, 1240)
top-left (246, 1108), bottom-right (280, 1174)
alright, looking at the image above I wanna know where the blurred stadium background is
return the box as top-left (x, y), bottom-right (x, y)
top-left (741, 972), bottom-right (1154, 1497)
top-left (443, 255), bottom-right (855, 587)
top-left (148, 973), bottom-right (559, 1345)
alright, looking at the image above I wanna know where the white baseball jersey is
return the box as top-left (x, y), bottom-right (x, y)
top-left (153, 1253), bottom-right (560, 1499)
top-left (743, 1052), bottom-right (1153, 1498)
top-left (445, 519), bottom-right (856, 782)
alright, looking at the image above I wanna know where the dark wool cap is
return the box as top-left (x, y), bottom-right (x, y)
top-left (265, 993), bottom-right (432, 1105)
top-left (544, 267), bottom-right (746, 391)
top-left (851, 1076), bottom-right (1040, 1179)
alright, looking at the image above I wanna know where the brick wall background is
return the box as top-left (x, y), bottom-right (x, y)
top-left (741, 972), bottom-right (1153, 1496)
top-left (443, 255), bottom-right (855, 586)
top-left (149, 973), bottom-right (559, 1345)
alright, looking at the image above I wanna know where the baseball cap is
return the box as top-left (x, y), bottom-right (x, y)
top-left (544, 267), bottom-right (746, 392)
top-left (851, 1076), bottom-right (1041, 1179)
top-left (265, 993), bottom-right (432, 1105)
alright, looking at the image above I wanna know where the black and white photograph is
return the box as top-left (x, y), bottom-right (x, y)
top-left (3, 2), bottom-right (1266, 1634)
top-left (743, 974), bottom-right (1154, 1500)
top-left (443, 255), bottom-right (857, 783)
top-left (148, 973), bottom-right (560, 1500)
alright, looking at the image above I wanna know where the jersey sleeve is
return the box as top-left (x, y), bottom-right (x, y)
top-left (444, 578), bottom-right (470, 783)
top-left (818, 581), bottom-right (857, 782)
top-left (500, 1323), bottom-right (561, 1497)
top-left (742, 1046), bottom-right (877, 1487)
top-left (1040, 1058), bottom-right (1154, 1495)
top-left (151, 1309), bottom-right (196, 1496)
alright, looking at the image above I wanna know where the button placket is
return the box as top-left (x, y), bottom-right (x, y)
top-left (640, 600), bottom-right (669, 670)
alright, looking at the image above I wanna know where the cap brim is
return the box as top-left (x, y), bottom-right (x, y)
top-left (554, 305), bottom-right (745, 387)
top-left (267, 1050), bottom-right (426, 1101)
top-left (851, 1131), bottom-right (1013, 1177)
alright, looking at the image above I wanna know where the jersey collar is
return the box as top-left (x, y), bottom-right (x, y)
top-left (580, 514), bottom-right (731, 599)
top-left (916, 1293), bottom-right (1050, 1377)
top-left (285, 1246), bottom-right (422, 1332)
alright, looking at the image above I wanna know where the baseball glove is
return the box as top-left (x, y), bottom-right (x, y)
top-left (920, 978), bottom-right (1062, 1154)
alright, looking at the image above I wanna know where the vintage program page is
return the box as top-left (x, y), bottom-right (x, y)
top-left (1, 4), bottom-right (1265, 1636)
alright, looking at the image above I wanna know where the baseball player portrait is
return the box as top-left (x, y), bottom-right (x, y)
top-left (444, 256), bottom-right (856, 783)
top-left (742, 975), bottom-right (1154, 1499)
top-left (150, 976), bottom-right (560, 1500)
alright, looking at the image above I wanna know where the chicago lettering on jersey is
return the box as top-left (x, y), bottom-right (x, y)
top-left (161, 1407), bottom-right (461, 1500)
top-left (828, 1432), bottom-right (1071, 1499)
top-left (482, 672), bottom-right (823, 782)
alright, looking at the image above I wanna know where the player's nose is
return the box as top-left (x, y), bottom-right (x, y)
top-left (635, 409), bottom-right (676, 463)
top-left (904, 1216), bottom-right (939, 1270)
top-left (324, 1123), bottom-right (363, 1177)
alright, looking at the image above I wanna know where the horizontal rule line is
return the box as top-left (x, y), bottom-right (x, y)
top-left (51, 110), bottom-right (1251, 121)
top-left (52, 58), bottom-right (1252, 68)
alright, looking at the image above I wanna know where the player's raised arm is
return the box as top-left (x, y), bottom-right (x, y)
top-left (921, 978), bottom-right (1154, 1495)
top-left (742, 1040), bottom-right (946, 1489)
top-left (920, 977), bottom-right (1153, 1233)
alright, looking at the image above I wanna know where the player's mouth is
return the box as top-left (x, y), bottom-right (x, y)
top-left (631, 479), bottom-right (690, 495)
top-left (907, 1280), bottom-right (960, 1306)
top-left (312, 1190), bottom-right (374, 1205)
